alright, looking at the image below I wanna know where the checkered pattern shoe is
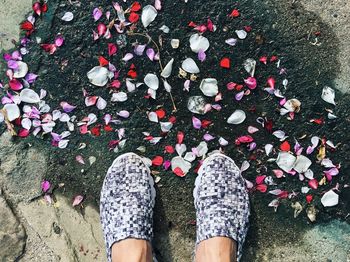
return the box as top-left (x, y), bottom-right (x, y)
top-left (193, 153), bottom-right (250, 261)
top-left (100, 152), bottom-right (156, 262)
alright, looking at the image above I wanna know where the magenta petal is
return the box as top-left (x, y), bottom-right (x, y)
top-left (51, 132), bottom-right (62, 142)
top-left (25, 73), bottom-right (38, 84)
top-left (93, 7), bottom-right (103, 21)
top-left (85, 96), bottom-right (98, 107)
top-left (192, 116), bottom-right (201, 129)
top-left (9, 79), bottom-right (23, 91)
top-left (163, 160), bottom-right (171, 170)
top-left (146, 48), bottom-right (155, 61)
top-left (3, 53), bottom-right (11, 61)
top-left (55, 35), bottom-right (64, 47)
top-left (198, 49), bottom-right (206, 62)
top-left (7, 60), bottom-right (19, 70)
top-left (244, 77), bottom-right (257, 89)
top-left (41, 180), bottom-right (51, 192)
top-left (60, 101), bottom-right (76, 112)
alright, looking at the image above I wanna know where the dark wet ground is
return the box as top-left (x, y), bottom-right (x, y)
top-left (1, 0), bottom-right (350, 261)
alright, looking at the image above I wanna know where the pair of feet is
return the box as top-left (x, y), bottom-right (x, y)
top-left (100, 152), bottom-right (250, 261)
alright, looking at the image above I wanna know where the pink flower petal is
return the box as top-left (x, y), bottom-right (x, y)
top-left (60, 101), bottom-right (76, 113)
top-left (117, 110), bottom-right (130, 118)
top-left (203, 133), bottom-right (215, 141)
top-left (134, 44), bottom-right (146, 56)
top-left (154, 0), bottom-right (162, 10)
top-left (192, 116), bottom-right (201, 129)
top-left (247, 126), bottom-right (259, 134)
top-left (93, 7), bottom-right (103, 21)
top-left (146, 48), bottom-right (155, 61)
top-left (54, 35), bottom-right (64, 47)
top-left (272, 169), bottom-right (284, 178)
top-left (85, 96), bottom-right (98, 107)
top-left (244, 77), bottom-right (257, 89)
top-left (235, 91), bottom-right (244, 101)
top-left (108, 43), bottom-right (117, 56)
top-left (256, 175), bottom-right (266, 185)
top-left (122, 53), bottom-right (134, 61)
top-left (72, 195), bottom-right (84, 206)
top-left (75, 155), bottom-right (85, 164)
top-left (198, 49), bottom-right (206, 62)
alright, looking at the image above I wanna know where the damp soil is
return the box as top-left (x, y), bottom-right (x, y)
top-left (1, 0), bottom-right (350, 261)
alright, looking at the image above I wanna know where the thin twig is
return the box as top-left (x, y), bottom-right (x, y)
top-left (127, 31), bottom-right (178, 112)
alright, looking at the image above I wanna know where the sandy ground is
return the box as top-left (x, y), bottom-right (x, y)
top-left (0, 1), bottom-right (349, 261)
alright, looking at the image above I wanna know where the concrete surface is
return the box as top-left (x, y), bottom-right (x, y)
top-left (299, 0), bottom-right (350, 94)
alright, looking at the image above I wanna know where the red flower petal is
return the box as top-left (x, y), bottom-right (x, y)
top-left (259, 56), bottom-right (268, 64)
top-left (165, 145), bottom-right (174, 154)
top-left (188, 21), bottom-right (197, 27)
top-left (104, 125), bottom-right (113, 132)
top-left (270, 55), bottom-right (278, 62)
top-left (155, 109), bottom-right (166, 119)
top-left (91, 126), bottom-right (101, 136)
top-left (306, 194), bottom-right (313, 203)
top-left (277, 191), bottom-right (289, 199)
top-left (256, 184), bottom-right (267, 193)
top-left (177, 131), bottom-right (184, 144)
top-left (152, 156), bottom-right (164, 166)
top-left (130, 2), bottom-right (141, 12)
top-left (32, 2), bottom-right (42, 16)
top-left (18, 129), bottom-right (30, 137)
top-left (20, 21), bottom-right (34, 31)
top-left (255, 175), bottom-right (266, 185)
top-left (173, 167), bottom-right (186, 177)
top-left (9, 79), bottom-right (23, 91)
top-left (264, 119), bottom-right (273, 133)
top-left (280, 141), bottom-right (291, 152)
top-left (129, 12), bottom-right (140, 23)
top-left (220, 57), bottom-right (231, 69)
top-left (108, 43), bottom-right (117, 56)
top-left (201, 119), bottom-right (212, 129)
top-left (168, 116), bottom-right (176, 124)
top-left (229, 9), bottom-right (240, 18)
top-left (99, 56), bottom-right (109, 67)
top-left (244, 25), bottom-right (252, 32)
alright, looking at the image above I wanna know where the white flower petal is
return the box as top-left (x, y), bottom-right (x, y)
top-left (61, 12), bottom-right (74, 21)
top-left (227, 110), bottom-right (246, 125)
top-left (182, 58), bottom-right (200, 74)
top-left (321, 86), bottom-right (336, 105)
top-left (144, 73), bottom-right (159, 90)
top-left (141, 5), bottom-right (158, 28)
top-left (160, 58), bottom-right (174, 78)
top-left (199, 78), bottom-right (218, 97)
top-left (87, 66), bottom-right (112, 87)
top-left (20, 89), bottom-right (40, 103)
top-left (276, 152), bottom-right (296, 172)
top-left (3, 104), bottom-right (20, 122)
top-left (13, 61), bottom-right (28, 78)
top-left (321, 190), bottom-right (339, 207)
top-left (189, 33), bottom-right (210, 53)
